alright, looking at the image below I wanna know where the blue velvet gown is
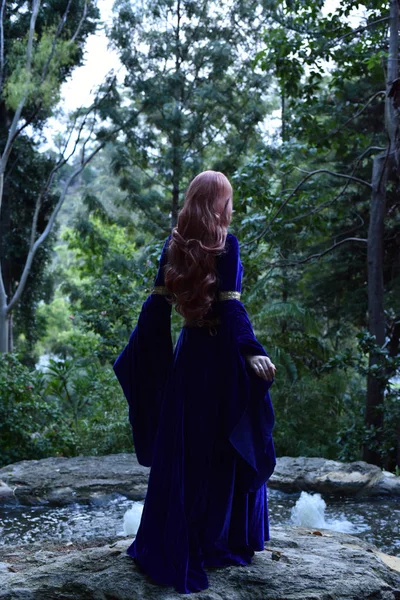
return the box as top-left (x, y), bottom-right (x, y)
top-left (113, 232), bottom-right (276, 594)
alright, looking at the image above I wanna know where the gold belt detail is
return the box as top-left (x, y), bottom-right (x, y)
top-left (151, 286), bottom-right (241, 301)
top-left (183, 316), bottom-right (221, 336)
top-left (183, 316), bottom-right (221, 327)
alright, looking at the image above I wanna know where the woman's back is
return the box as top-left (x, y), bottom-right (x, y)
top-left (114, 229), bottom-right (276, 593)
top-left (113, 169), bottom-right (276, 594)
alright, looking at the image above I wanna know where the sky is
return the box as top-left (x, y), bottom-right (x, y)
top-left (61, 0), bottom-right (119, 113)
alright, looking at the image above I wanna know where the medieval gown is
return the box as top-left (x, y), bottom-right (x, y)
top-left (113, 232), bottom-right (276, 594)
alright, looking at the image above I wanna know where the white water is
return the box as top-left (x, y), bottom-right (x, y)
top-left (125, 491), bottom-right (362, 538)
top-left (123, 502), bottom-right (144, 536)
top-left (290, 491), bottom-right (366, 534)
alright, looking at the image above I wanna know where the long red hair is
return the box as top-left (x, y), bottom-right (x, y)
top-left (164, 170), bottom-right (233, 320)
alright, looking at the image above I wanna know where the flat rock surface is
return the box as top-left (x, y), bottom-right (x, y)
top-left (0, 454), bottom-right (399, 507)
top-left (0, 526), bottom-right (399, 599)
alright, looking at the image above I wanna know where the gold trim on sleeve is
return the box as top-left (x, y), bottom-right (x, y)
top-left (218, 291), bottom-right (241, 301)
top-left (151, 286), bottom-right (170, 295)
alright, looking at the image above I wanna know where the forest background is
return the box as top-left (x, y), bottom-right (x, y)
top-left (0, 0), bottom-right (399, 473)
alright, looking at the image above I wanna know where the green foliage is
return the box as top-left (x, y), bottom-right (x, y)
top-left (36, 203), bottom-right (172, 361)
top-left (335, 382), bottom-right (400, 465)
top-left (67, 364), bottom-right (133, 457)
top-left (320, 330), bottom-right (400, 466)
top-left (2, 0), bottom-right (99, 122)
top-left (4, 28), bottom-right (76, 111)
top-left (1, 137), bottom-right (60, 363)
top-left (0, 353), bottom-right (74, 467)
top-left (1, 0), bottom-right (100, 361)
top-left (106, 0), bottom-right (276, 234)
top-left (43, 357), bottom-right (132, 456)
top-left (271, 369), bottom-right (348, 458)
top-left (8, 0), bottom-right (398, 470)
top-left (231, 0), bottom-right (399, 469)
top-left (0, 352), bottom-right (132, 467)
top-left (59, 213), bottom-right (144, 363)
top-left (35, 293), bottom-right (75, 358)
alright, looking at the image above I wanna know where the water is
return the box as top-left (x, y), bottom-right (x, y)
top-left (289, 490), bottom-right (361, 532)
top-left (271, 490), bottom-right (400, 555)
top-left (0, 490), bottom-right (399, 556)
top-left (0, 495), bottom-right (141, 547)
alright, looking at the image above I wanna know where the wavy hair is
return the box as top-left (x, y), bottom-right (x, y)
top-left (164, 170), bottom-right (233, 320)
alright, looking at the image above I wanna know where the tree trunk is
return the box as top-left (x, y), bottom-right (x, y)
top-left (171, 174), bottom-right (180, 230)
top-left (280, 90), bottom-right (289, 336)
top-left (386, 320), bottom-right (400, 470)
top-left (170, 0), bottom-right (182, 231)
top-left (363, 153), bottom-right (388, 465)
top-left (0, 168), bottom-right (8, 352)
top-left (8, 311), bottom-right (13, 352)
top-left (363, 0), bottom-right (399, 466)
top-left (0, 303), bottom-right (8, 353)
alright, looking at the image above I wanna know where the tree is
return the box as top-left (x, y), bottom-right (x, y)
top-left (107, 0), bottom-right (276, 236)
top-left (0, 0), bottom-right (119, 354)
top-left (251, 0), bottom-right (400, 467)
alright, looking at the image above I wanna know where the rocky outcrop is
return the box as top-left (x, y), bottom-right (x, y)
top-left (1, 454), bottom-right (399, 598)
top-left (0, 526), bottom-right (399, 599)
top-left (0, 454), bottom-right (399, 507)
top-left (268, 456), bottom-right (400, 497)
top-left (0, 453), bottom-right (150, 506)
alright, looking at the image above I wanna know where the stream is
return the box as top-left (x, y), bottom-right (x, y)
top-left (0, 489), bottom-right (399, 555)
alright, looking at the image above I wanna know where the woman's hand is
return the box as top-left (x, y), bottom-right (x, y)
top-left (245, 355), bottom-right (276, 381)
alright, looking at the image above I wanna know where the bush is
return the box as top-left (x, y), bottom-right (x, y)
top-left (43, 356), bottom-right (133, 456)
top-left (271, 369), bottom-right (348, 459)
top-left (0, 353), bottom-right (76, 467)
top-left (0, 353), bottom-right (133, 467)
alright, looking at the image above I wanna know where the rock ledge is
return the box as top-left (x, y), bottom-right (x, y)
top-left (0, 454), bottom-right (399, 507)
top-left (0, 526), bottom-right (399, 599)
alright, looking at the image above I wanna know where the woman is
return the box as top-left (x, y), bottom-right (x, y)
top-left (113, 170), bottom-right (277, 594)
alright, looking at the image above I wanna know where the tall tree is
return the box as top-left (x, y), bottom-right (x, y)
top-left (107, 0), bottom-right (276, 235)
top-left (251, 0), bottom-right (400, 467)
top-left (0, 0), bottom-right (119, 354)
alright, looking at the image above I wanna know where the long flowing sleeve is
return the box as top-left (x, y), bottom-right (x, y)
top-left (113, 236), bottom-right (173, 467)
top-left (217, 234), bottom-right (276, 492)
